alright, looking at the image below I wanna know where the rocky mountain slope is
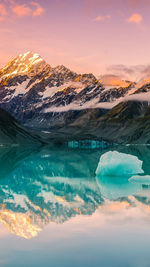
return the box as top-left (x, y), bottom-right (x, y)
top-left (0, 52), bottom-right (136, 130)
top-left (0, 107), bottom-right (42, 144)
top-left (58, 100), bottom-right (150, 144)
top-left (95, 100), bottom-right (150, 144)
top-left (0, 51), bottom-right (150, 143)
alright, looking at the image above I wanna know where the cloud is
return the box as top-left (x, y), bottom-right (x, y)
top-left (31, 2), bottom-right (44, 16)
top-left (93, 16), bottom-right (104, 21)
top-left (0, 1), bottom-right (45, 19)
top-left (0, 4), bottom-right (7, 16)
top-left (12, 4), bottom-right (32, 17)
top-left (107, 64), bottom-right (135, 76)
top-left (127, 13), bottom-right (142, 24)
top-left (93, 15), bottom-right (111, 22)
top-left (0, 4), bottom-right (7, 21)
top-left (12, 2), bottom-right (44, 17)
top-left (141, 65), bottom-right (150, 76)
top-left (106, 64), bottom-right (150, 82)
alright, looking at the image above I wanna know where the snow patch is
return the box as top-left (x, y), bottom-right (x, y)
top-left (70, 81), bottom-right (85, 93)
top-left (9, 79), bottom-right (30, 97)
top-left (41, 83), bottom-right (71, 99)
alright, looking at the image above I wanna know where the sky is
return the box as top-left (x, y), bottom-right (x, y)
top-left (0, 0), bottom-right (150, 78)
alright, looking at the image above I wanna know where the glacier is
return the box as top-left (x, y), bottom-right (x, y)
top-left (96, 151), bottom-right (144, 177)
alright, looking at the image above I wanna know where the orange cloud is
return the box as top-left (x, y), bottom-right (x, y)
top-left (93, 15), bottom-right (104, 21)
top-left (31, 2), bottom-right (44, 16)
top-left (0, 4), bottom-right (7, 21)
top-left (12, 4), bottom-right (31, 17)
top-left (11, 2), bottom-right (44, 18)
top-left (93, 15), bottom-right (111, 21)
top-left (0, 4), bottom-right (7, 16)
top-left (127, 13), bottom-right (142, 24)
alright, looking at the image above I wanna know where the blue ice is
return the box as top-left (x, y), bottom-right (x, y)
top-left (96, 151), bottom-right (144, 177)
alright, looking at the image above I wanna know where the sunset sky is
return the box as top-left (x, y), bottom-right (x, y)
top-left (0, 0), bottom-right (150, 77)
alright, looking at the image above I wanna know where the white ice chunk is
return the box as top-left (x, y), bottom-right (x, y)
top-left (129, 175), bottom-right (150, 185)
top-left (96, 151), bottom-right (144, 177)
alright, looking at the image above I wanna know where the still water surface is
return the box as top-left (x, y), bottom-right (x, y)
top-left (0, 144), bottom-right (150, 266)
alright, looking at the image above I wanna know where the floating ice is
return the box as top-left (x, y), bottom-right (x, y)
top-left (96, 151), bottom-right (144, 177)
top-left (129, 175), bottom-right (150, 185)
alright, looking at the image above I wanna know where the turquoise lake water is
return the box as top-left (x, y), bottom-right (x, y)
top-left (0, 144), bottom-right (150, 266)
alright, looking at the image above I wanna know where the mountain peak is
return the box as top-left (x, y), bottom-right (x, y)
top-left (53, 65), bottom-right (73, 74)
top-left (1, 51), bottom-right (50, 78)
top-left (17, 51), bottom-right (42, 62)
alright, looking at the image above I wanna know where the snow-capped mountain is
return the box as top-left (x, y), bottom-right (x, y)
top-left (0, 51), bottom-right (137, 130)
top-left (0, 51), bottom-right (50, 78)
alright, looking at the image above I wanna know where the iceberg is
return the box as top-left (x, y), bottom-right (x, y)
top-left (96, 151), bottom-right (144, 177)
top-left (129, 175), bottom-right (150, 185)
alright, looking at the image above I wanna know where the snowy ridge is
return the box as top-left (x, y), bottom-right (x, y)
top-left (0, 51), bottom-right (150, 129)
top-left (0, 51), bottom-right (49, 78)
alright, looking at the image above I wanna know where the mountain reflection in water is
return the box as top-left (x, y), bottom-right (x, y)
top-left (0, 144), bottom-right (150, 239)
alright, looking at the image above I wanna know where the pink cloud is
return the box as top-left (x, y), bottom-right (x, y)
top-left (31, 2), bottom-right (44, 16)
top-left (11, 2), bottom-right (44, 18)
top-left (0, 4), bottom-right (7, 16)
top-left (12, 4), bottom-right (31, 17)
top-left (93, 15), bottom-right (111, 22)
top-left (127, 13), bottom-right (143, 24)
top-left (0, 4), bottom-right (7, 21)
top-left (93, 15), bottom-right (104, 21)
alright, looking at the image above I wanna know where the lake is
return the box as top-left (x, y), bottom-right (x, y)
top-left (0, 144), bottom-right (150, 267)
